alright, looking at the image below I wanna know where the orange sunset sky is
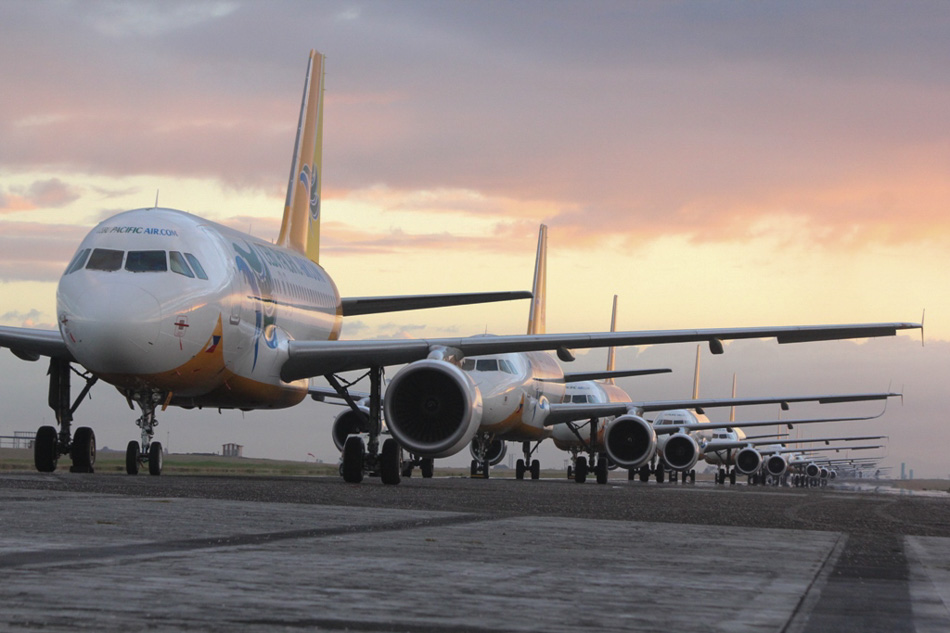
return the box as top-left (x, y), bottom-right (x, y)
top-left (0, 2), bottom-right (947, 475)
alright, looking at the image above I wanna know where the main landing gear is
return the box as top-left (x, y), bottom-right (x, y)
top-left (331, 367), bottom-right (404, 485)
top-left (715, 468), bottom-right (736, 485)
top-left (563, 419), bottom-right (608, 484)
top-left (33, 358), bottom-right (98, 473)
top-left (123, 390), bottom-right (165, 476)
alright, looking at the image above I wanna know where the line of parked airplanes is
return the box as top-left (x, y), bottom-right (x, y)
top-left (0, 50), bottom-right (915, 487)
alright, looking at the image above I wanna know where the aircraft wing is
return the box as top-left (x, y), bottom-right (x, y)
top-left (281, 321), bottom-right (920, 381)
top-left (340, 291), bottom-right (532, 317)
top-left (704, 434), bottom-right (888, 452)
top-left (560, 368), bottom-right (672, 383)
top-left (772, 444), bottom-right (884, 456)
top-left (0, 325), bottom-right (73, 361)
top-left (541, 392), bottom-right (895, 428)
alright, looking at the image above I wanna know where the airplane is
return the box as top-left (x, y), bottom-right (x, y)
top-left (750, 444), bottom-right (886, 486)
top-left (705, 433), bottom-right (889, 485)
top-left (547, 341), bottom-right (900, 484)
top-left (0, 50), bottom-right (922, 485)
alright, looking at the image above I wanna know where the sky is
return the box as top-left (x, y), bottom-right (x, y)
top-left (0, 1), bottom-right (947, 476)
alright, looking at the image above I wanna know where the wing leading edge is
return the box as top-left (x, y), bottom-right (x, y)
top-left (281, 321), bottom-right (920, 381)
top-left (340, 291), bottom-right (532, 317)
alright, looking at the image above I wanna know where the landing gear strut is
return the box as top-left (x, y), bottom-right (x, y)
top-left (34, 358), bottom-right (98, 473)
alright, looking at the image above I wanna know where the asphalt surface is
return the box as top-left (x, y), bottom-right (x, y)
top-left (2, 471), bottom-right (949, 632)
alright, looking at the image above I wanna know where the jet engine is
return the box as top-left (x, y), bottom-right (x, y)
top-left (805, 463), bottom-right (821, 478)
top-left (735, 447), bottom-right (763, 475)
top-left (603, 414), bottom-right (657, 469)
top-left (331, 406), bottom-right (371, 452)
top-left (470, 437), bottom-right (508, 466)
top-left (820, 467), bottom-right (830, 479)
top-left (829, 469), bottom-right (838, 480)
top-left (383, 359), bottom-right (483, 458)
top-left (766, 454), bottom-right (788, 477)
top-left (661, 433), bottom-right (699, 472)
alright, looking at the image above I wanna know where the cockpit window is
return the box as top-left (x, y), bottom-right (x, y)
top-left (184, 253), bottom-right (208, 280)
top-left (572, 395), bottom-right (590, 403)
top-left (475, 359), bottom-right (498, 372)
top-left (86, 248), bottom-right (124, 272)
top-left (125, 250), bottom-right (167, 273)
top-left (65, 248), bottom-right (91, 274)
top-left (169, 251), bottom-right (195, 278)
top-left (499, 359), bottom-right (516, 374)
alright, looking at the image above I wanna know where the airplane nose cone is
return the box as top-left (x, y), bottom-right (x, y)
top-left (60, 282), bottom-right (163, 374)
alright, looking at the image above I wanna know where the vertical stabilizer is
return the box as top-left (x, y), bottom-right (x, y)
top-left (526, 225), bottom-right (547, 335)
top-left (605, 295), bottom-right (618, 384)
top-left (277, 50), bottom-right (325, 263)
top-left (729, 373), bottom-right (737, 423)
top-left (691, 344), bottom-right (701, 399)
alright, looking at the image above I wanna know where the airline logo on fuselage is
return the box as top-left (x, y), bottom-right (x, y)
top-left (96, 225), bottom-right (180, 236)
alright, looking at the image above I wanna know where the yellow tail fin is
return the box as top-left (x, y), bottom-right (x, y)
top-left (526, 225), bottom-right (547, 335)
top-left (277, 50), bottom-right (325, 264)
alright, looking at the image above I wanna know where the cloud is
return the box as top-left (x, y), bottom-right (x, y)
top-left (0, 221), bottom-right (87, 281)
top-left (0, 308), bottom-right (54, 329)
top-left (0, 1), bottom-right (946, 251)
top-left (0, 178), bottom-right (81, 213)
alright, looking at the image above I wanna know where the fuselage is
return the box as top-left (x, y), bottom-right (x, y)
top-left (57, 207), bottom-right (342, 409)
top-left (550, 381), bottom-right (632, 451)
top-left (460, 350), bottom-right (566, 441)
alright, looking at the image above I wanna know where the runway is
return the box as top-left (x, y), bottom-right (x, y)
top-left (1, 472), bottom-right (949, 632)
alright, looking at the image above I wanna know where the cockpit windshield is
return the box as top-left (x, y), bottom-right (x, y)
top-left (460, 358), bottom-right (517, 374)
top-left (75, 248), bottom-right (208, 280)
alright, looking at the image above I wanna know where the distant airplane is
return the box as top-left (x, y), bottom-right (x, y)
top-left (0, 50), bottom-right (922, 484)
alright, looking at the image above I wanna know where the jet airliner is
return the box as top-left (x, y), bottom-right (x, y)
top-left (0, 50), bottom-right (922, 484)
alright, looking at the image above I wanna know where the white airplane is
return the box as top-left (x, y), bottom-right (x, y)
top-left (704, 433), bottom-right (888, 485)
top-left (758, 444), bottom-right (886, 487)
top-left (0, 50), bottom-right (922, 485)
top-left (547, 341), bottom-right (899, 484)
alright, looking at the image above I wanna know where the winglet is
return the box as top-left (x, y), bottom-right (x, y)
top-left (277, 50), bottom-right (325, 263)
top-left (921, 309), bottom-right (926, 347)
top-left (526, 225), bottom-right (547, 335)
top-left (691, 344), bottom-right (701, 400)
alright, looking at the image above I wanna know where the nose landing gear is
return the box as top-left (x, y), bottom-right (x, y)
top-left (124, 390), bottom-right (165, 476)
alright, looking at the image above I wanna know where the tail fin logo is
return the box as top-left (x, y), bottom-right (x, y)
top-left (299, 165), bottom-right (321, 222)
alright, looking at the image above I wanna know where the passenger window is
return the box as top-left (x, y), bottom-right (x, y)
top-left (65, 248), bottom-right (91, 274)
top-left (184, 253), bottom-right (208, 280)
top-left (126, 250), bottom-right (167, 272)
top-left (169, 251), bottom-right (195, 278)
top-left (86, 248), bottom-right (124, 272)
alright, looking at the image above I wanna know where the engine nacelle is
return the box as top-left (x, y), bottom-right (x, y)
top-left (805, 463), bottom-right (821, 478)
top-left (766, 454), bottom-right (788, 477)
top-left (735, 447), bottom-right (763, 475)
top-left (829, 469), bottom-right (838, 480)
top-left (331, 406), bottom-right (371, 452)
top-left (661, 433), bottom-right (699, 472)
top-left (819, 467), bottom-right (830, 479)
top-left (470, 437), bottom-right (508, 466)
top-left (604, 414), bottom-right (656, 469)
top-left (383, 359), bottom-right (483, 459)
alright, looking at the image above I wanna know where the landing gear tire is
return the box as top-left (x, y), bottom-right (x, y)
top-left (595, 456), bottom-right (608, 485)
top-left (126, 441), bottom-right (140, 475)
top-left (342, 436), bottom-right (365, 483)
top-left (639, 465), bottom-right (650, 483)
top-left (380, 438), bottom-right (401, 485)
top-left (70, 426), bottom-right (96, 473)
top-left (574, 456), bottom-right (588, 483)
top-left (148, 442), bottom-right (163, 476)
top-left (470, 460), bottom-right (478, 477)
top-left (516, 459), bottom-right (526, 480)
top-left (34, 425), bottom-right (58, 473)
top-left (627, 468), bottom-right (636, 481)
top-left (567, 465), bottom-right (574, 480)
top-left (530, 459), bottom-right (540, 480)
top-left (689, 469), bottom-right (696, 483)
top-left (655, 463), bottom-right (665, 483)
top-left (729, 470), bottom-right (736, 485)
top-left (420, 458), bottom-right (434, 479)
